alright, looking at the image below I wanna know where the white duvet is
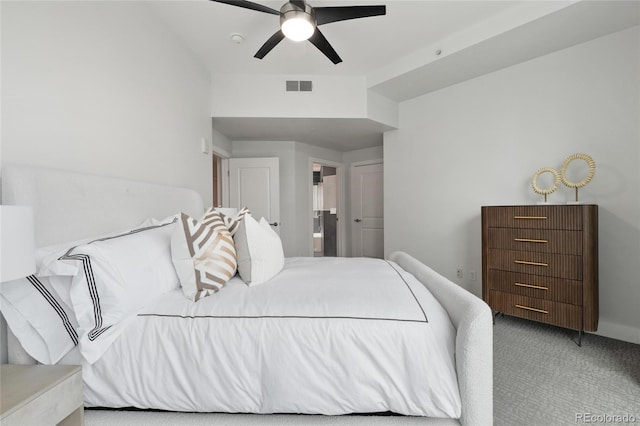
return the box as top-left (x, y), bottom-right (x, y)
top-left (71, 257), bottom-right (461, 418)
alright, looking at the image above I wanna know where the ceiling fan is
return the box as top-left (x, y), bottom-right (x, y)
top-left (211, 0), bottom-right (386, 64)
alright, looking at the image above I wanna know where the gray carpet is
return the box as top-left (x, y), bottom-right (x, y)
top-left (493, 315), bottom-right (639, 426)
top-left (85, 316), bottom-right (640, 425)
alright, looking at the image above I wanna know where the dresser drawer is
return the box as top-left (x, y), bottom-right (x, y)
top-left (487, 270), bottom-right (582, 305)
top-left (487, 249), bottom-right (582, 280)
top-left (484, 206), bottom-right (583, 230)
top-left (487, 228), bottom-right (582, 255)
top-left (489, 290), bottom-right (582, 330)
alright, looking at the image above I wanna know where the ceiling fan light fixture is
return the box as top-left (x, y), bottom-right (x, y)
top-left (280, 3), bottom-right (316, 42)
top-left (281, 16), bottom-right (314, 41)
top-left (211, 0), bottom-right (386, 64)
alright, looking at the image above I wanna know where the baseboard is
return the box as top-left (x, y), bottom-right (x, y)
top-left (592, 318), bottom-right (640, 345)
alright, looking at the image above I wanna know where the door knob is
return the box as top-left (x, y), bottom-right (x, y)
top-left (354, 219), bottom-right (362, 223)
top-left (270, 222), bottom-right (279, 227)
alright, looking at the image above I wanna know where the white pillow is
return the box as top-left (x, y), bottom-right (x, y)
top-left (37, 242), bottom-right (83, 277)
top-left (36, 218), bottom-right (163, 278)
top-left (34, 218), bottom-right (173, 309)
top-left (63, 220), bottom-right (180, 363)
top-left (171, 213), bottom-right (237, 301)
top-left (0, 275), bottom-right (79, 364)
top-left (234, 215), bottom-right (285, 286)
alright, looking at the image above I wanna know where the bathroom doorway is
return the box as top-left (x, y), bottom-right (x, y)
top-left (312, 163), bottom-right (338, 257)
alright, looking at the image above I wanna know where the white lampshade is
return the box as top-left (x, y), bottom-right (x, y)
top-left (1, 205), bottom-right (36, 282)
top-left (215, 208), bottom-right (239, 218)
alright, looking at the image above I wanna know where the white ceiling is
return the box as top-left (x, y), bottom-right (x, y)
top-left (147, 1), bottom-right (640, 152)
top-left (147, 0), bottom-right (521, 76)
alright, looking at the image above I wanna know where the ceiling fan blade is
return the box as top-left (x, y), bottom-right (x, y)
top-left (308, 28), bottom-right (342, 64)
top-left (315, 5), bottom-right (386, 26)
top-left (210, 0), bottom-right (280, 16)
top-left (254, 30), bottom-right (286, 59)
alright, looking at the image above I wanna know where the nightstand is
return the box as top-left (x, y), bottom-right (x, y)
top-left (0, 364), bottom-right (84, 425)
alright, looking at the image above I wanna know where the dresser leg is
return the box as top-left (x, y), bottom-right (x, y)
top-left (492, 311), bottom-right (503, 325)
top-left (573, 330), bottom-right (584, 347)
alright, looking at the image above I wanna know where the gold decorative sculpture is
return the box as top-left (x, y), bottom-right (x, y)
top-left (561, 153), bottom-right (595, 203)
top-left (532, 167), bottom-right (560, 203)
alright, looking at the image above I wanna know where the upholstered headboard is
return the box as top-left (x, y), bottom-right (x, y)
top-left (1, 164), bottom-right (205, 364)
top-left (1, 164), bottom-right (204, 248)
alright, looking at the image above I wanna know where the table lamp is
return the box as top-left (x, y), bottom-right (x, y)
top-left (0, 206), bottom-right (36, 282)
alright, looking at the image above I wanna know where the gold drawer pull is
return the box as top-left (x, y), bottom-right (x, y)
top-left (514, 260), bottom-right (548, 267)
top-left (514, 238), bottom-right (548, 243)
top-left (515, 282), bottom-right (549, 290)
top-left (513, 215), bottom-right (547, 220)
top-left (515, 304), bottom-right (548, 314)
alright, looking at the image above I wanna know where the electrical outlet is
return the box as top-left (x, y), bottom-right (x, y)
top-left (456, 268), bottom-right (463, 279)
top-left (470, 270), bottom-right (477, 281)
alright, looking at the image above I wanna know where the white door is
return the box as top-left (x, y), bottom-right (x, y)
top-left (351, 162), bottom-right (383, 258)
top-left (229, 158), bottom-right (280, 234)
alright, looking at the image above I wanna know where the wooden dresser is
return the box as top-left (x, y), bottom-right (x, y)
top-left (481, 205), bottom-right (598, 334)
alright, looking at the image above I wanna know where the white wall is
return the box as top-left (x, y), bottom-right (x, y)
top-left (0, 1), bottom-right (213, 362)
top-left (212, 74), bottom-right (367, 119)
top-left (212, 127), bottom-right (232, 157)
top-left (1, 1), bottom-right (213, 203)
top-left (385, 26), bottom-right (640, 343)
top-left (366, 91), bottom-right (399, 128)
top-left (211, 74), bottom-right (399, 128)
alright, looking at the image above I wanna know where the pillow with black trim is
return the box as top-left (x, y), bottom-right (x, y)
top-left (171, 213), bottom-right (237, 302)
top-left (201, 206), bottom-right (250, 236)
top-left (63, 219), bottom-right (180, 363)
top-left (35, 218), bottom-right (171, 308)
top-left (0, 275), bottom-right (79, 364)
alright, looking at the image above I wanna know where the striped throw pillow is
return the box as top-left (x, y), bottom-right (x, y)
top-left (201, 206), bottom-right (250, 236)
top-left (171, 213), bottom-right (237, 301)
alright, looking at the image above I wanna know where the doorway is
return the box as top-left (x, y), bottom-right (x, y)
top-left (351, 161), bottom-right (383, 258)
top-left (312, 163), bottom-right (338, 257)
top-left (212, 154), bottom-right (222, 207)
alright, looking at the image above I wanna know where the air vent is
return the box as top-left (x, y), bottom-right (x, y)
top-left (285, 80), bottom-right (313, 92)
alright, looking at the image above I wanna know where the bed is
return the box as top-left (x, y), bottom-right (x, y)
top-left (0, 164), bottom-right (493, 425)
